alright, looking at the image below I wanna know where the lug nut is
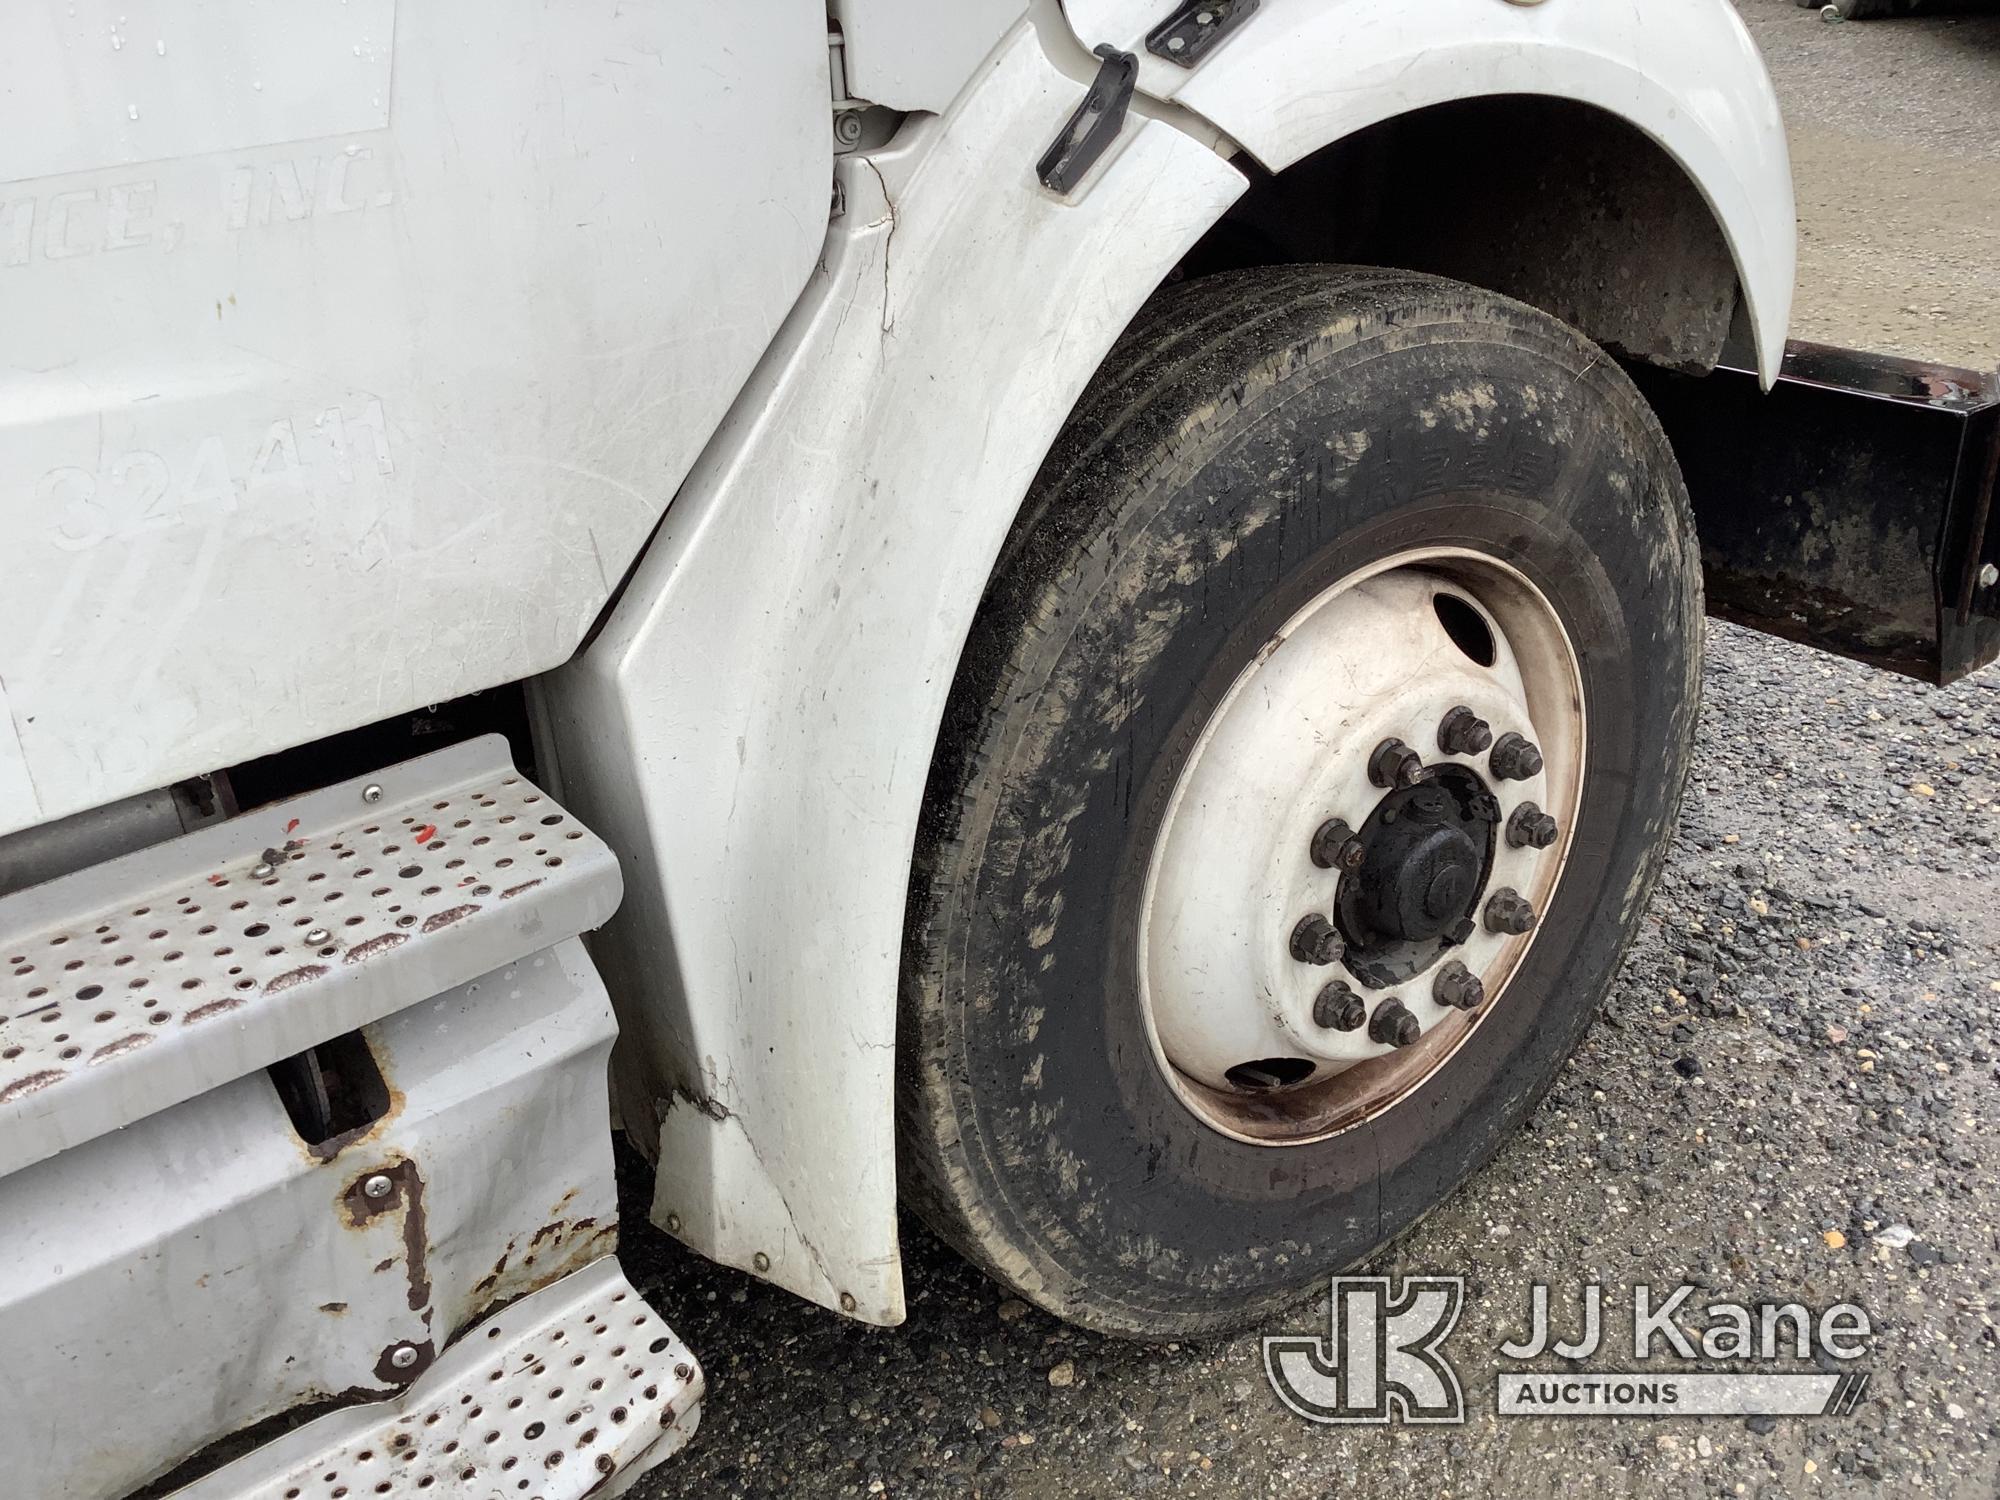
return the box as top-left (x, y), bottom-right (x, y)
top-left (1484, 887), bottom-right (1537, 935)
top-left (1368, 998), bottom-right (1421, 1048)
top-left (1369, 738), bottom-right (1429, 790)
top-left (1506, 802), bottom-right (1559, 849)
top-left (1310, 818), bottom-right (1366, 871)
top-left (1437, 706), bottom-right (1494, 756)
top-left (1433, 960), bottom-right (1486, 1011)
top-left (1290, 913), bottom-right (1345, 966)
top-left (1488, 732), bottom-right (1543, 781)
top-left (1313, 981), bottom-right (1368, 1032)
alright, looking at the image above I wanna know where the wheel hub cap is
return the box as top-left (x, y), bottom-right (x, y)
top-left (1135, 550), bottom-right (1586, 1146)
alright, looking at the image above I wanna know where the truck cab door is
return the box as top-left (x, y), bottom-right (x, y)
top-left (0, 2), bottom-right (829, 836)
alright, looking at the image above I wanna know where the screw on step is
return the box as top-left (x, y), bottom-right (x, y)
top-left (388, 1343), bottom-right (420, 1370)
top-left (1437, 706), bottom-right (1494, 757)
top-left (1290, 913), bottom-right (1345, 966)
top-left (1310, 818), bottom-right (1366, 871)
top-left (362, 783), bottom-right (384, 804)
top-left (1488, 732), bottom-right (1544, 781)
top-left (1506, 802), bottom-right (1560, 849)
top-left (1484, 887), bottom-right (1537, 935)
top-left (250, 862), bottom-right (275, 880)
top-left (1313, 981), bottom-right (1368, 1032)
top-left (1980, 563), bottom-right (1999, 589)
top-left (363, 1174), bottom-right (394, 1200)
top-left (1433, 960), bottom-right (1486, 1011)
top-left (1368, 997), bottom-right (1421, 1048)
top-left (1369, 738), bottom-right (1428, 790)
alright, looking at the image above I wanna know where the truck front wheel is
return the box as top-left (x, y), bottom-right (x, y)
top-left (898, 266), bottom-right (1701, 1338)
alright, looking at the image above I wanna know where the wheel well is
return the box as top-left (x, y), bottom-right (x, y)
top-left (1177, 95), bottom-right (1746, 374)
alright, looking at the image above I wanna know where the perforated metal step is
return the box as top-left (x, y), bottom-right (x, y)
top-left (170, 1257), bottom-right (703, 1500)
top-left (0, 735), bottom-right (620, 1178)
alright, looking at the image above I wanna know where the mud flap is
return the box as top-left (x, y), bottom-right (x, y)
top-left (1629, 341), bottom-right (2000, 685)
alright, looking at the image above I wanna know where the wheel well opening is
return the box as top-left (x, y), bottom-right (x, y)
top-left (1176, 95), bottom-right (1746, 375)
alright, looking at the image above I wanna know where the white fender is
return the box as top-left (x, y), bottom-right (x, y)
top-left (546, 3), bottom-right (1795, 1320)
top-left (545, 23), bottom-right (1246, 1323)
top-left (1067, 0), bottom-right (1796, 382)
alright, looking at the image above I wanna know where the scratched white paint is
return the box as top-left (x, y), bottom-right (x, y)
top-left (0, 679), bottom-right (34, 832)
top-left (1, 0), bottom-right (396, 183)
top-left (546, 21), bottom-right (1249, 1326)
top-left (0, 1), bottom-right (828, 837)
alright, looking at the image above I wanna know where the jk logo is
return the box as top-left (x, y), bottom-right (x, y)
top-left (1263, 1276), bottom-right (1466, 1424)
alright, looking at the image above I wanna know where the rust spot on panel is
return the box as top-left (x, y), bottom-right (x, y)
top-left (443, 1217), bottom-right (622, 1351)
top-left (420, 904), bottom-right (479, 934)
top-left (0, 1069), bottom-right (64, 1103)
top-left (181, 996), bottom-right (246, 1024)
top-left (371, 1337), bottom-right (435, 1385)
top-left (341, 1158), bottom-right (432, 1314)
top-left (343, 932), bottom-right (408, 964)
top-left (304, 1077), bottom-right (406, 1164)
top-left (125, 1386), bottom-right (395, 1500)
top-left (265, 963), bottom-right (328, 994)
top-left (402, 1164), bottom-right (432, 1313)
top-left (499, 879), bottom-right (543, 900)
top-left (88, 1033), bottom-right (154, 1064)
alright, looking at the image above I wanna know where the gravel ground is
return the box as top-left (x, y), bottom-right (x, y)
top-left (1734, 0), bottom-right (2000, 368)
top-left (623, 623), bottom-right (2000, 1499)
top-left (623, 11), bottom-right (2000, 1498)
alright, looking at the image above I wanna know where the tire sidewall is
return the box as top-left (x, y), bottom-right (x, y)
top-left (918, 286), bottom-right (1700, 1333)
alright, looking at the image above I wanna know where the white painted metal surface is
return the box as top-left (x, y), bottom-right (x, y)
top-left (1062, 0), bottom-right (1797, 384)
top-left (1138, 556), bottom-right (1584, 1138)
top-left (0, 939), bottom-right (631, 1500)
top-left (170, 1259), bottom-right (702, 1500)
top-left (832, 0), bottom-right (1027, 111)
top-left (0, 734), bottom-right (618, 1176)
top-left (544, 21), bottom-right (1249, 1326)
top-left (0, 0), bottom-right (829, 839)
top-left (548, 3), bottom-right (1796, 1319)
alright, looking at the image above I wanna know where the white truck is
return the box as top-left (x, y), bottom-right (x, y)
top-left (5, 2), bottom-right (1997, 1496)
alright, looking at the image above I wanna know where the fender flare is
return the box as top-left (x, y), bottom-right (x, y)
top-left (1067, 0), bottom-right (1796, 384)
top-left (545, 5), bottom-right (1794, 1321)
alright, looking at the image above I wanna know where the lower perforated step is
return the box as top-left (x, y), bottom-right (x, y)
top-left (172, 1258), bottom-right (703, 1500)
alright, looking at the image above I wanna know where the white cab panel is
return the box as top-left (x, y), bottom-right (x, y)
top-left (832, 0), bottom-right (1026, 111)
top-left (0, 1), bottom-right (829, 837)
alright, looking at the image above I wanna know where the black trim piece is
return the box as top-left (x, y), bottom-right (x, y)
top-left (1145, 0), bottom-right (1260, 68)
top-left (1036, 46), bottom-right (1138, 195)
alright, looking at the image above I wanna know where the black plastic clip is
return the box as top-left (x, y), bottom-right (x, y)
top-left (1036, 45), bottom-right (1138, 195)
top-left (1145, 0), bottom-right (1259, 68)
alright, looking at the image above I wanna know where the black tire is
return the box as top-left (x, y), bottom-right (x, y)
top-left (898, 266), bottom-right (1702, 1339)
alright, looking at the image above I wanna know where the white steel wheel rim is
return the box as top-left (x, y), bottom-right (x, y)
top-left (1135, 547), bottom-right (1586, 1146)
